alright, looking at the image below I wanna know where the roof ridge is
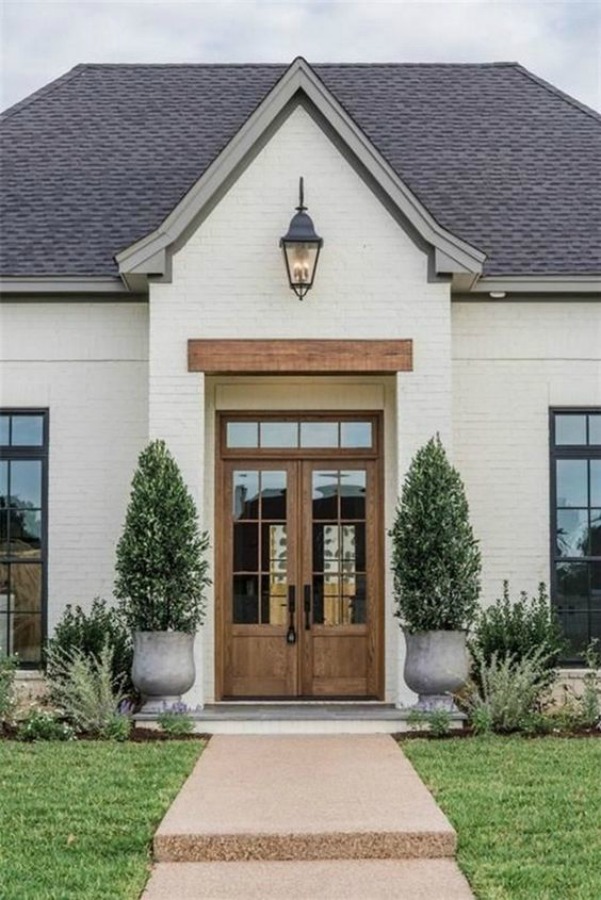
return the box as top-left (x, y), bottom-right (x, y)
top-left (0, 64), bottom-right (88, 121)
top-left (514, 64), bottom-right (601, 123)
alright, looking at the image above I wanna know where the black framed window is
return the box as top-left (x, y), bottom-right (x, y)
top-left (550, 409), bottom-right (601, 664)
top-left (0, 410), bottom-right (48, 667)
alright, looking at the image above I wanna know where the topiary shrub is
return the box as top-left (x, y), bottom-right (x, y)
top-left (390, 435), bottom-right (481, 632)
top-left (114, 440), bottom-right (210, 633)
top-left (469, 581), bottom-right (564, 687)
top-left (45, 599), bottom-right (134, 696)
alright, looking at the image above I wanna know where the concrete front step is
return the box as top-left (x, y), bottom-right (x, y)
top-left (136, 703), bottom-right (466, 735)
top-left (143, 860), bottom-right (474, 899)
top-left (153, 735), bottom-right (456, 863)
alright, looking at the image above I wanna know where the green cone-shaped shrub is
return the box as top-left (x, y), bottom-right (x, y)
top-left (390, 435), bottom-right (481, 633)
top-left (114, 440), bottom-right (210, 633)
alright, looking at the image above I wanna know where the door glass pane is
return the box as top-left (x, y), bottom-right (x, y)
top-left (261, 524), bottom-right (287, 574)
top-left (589, 414), bottom-right (601, 445)
top-left (555, 414), bottom-right (586, 445)
top-left (313, 524), bottom-right (339, 573)
top-left (233, 471), bottom-right (260, 520)
top-left (300, 422), bottom-right (338, 448)
top-left (321, 573), bottom-right (340, 625)
top-left (11, 415), bottom-right (44, 446)
top-left (261, 574), bottom-right (287, 625)
top-left (556, 509), bottom-right (588, 557)
top-left (313, 471), bottom-right (338, 519)
top-left (10, 461), bottom-right (42, 509)
top-left (260, 471), bottom-right (287, 519)
top-left (345, 573), bottom-right (367, 625)
top-left (340, 470), bottom-right (366, 518)
top-left (556, 460), bottom-right (587, 508)
top-left (233, 575), bottom-right (259, 623)
top-left (233, 523), bottom-right (258, 571)
top-left (260, 422), bottom-right (298, 448)
top-left (340, 422), bottom-right (372, 448)
top-left (227, 422), bottom-right (258, 448)
top-left (342, 524), bottom-right (365, 572)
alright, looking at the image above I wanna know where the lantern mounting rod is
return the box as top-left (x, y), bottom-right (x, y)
top-left (297, 176), bottom-right (306, 212)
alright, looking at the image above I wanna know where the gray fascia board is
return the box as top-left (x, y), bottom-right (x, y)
top-left (117, 57), bottom-right (485, 278)
top-left (469, 276), bottom-right (601, 295)
top-left (0, 276), bottom-right (133, 295)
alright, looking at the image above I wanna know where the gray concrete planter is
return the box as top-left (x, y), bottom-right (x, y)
top-left (132, 631), bottom-right (196, 713)
top-left (404, 630), bottom-right (468, 711)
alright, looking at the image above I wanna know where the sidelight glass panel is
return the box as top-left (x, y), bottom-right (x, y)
top-left (233, 523), bottom-right (258, 572)
top-left (340, 470), bottom-right (366, 519)
top-left (556, 509), bottom-right (588, 557)
top-left (340, 422), bottom-right (372, 448)
top-left (10, 461), bottom-right (42, 509)
top-left (312, 471), bottom-right (338, 519)
top-left (300, 422), bottom-right (338, 448)
top-left (260, 422), bottom-right (298, 448)
top-left (555, 414), bottom-right (586, 446)
top-left (233, 575), bottom-right (259, 623)
top-left (233, 471), bottom-right (259, 520)
top-left (556, 460), bottom-right (587, 508)
top-left (227, 422), bottom-right (258, 448)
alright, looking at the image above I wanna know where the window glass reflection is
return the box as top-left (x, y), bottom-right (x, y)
top-left (313, 471), bottom-right (338, 519)
top-left (11, 416), bottom-right (44, 447)
top-left (227, 422), bottom-right (258, 448)
top-left (589, 415), bottom-right (601, 446)
top-left (260, 422), bottom-right (298, 448)
top-left (340, 470), bottom-right (366, 518)
top-left (233, 471), bottom-right (260, 520)
top-left (300, 422), bottom-right (338, 448)
top-left (556, 460), bottom-right (587, 508)
top-left (10, 461), bottom-right (42, 509)
top-left (340, 422), bottom-right (372, 448)
top-left (556, 509), bottom-right (588, 557)
top-left (260, 471), bottom-right (287, 519)
top-left (555, 414), bottom-right (586, 446)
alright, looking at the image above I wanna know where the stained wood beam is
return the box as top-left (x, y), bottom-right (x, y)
top-left (188, 339), bottom-right (413, 374)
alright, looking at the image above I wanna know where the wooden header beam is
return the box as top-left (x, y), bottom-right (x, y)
top-left (188, 339), bottom-right (413, 374)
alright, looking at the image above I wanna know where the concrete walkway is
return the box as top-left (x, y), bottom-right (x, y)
top-left (143, 735), bottom-right (473, 899)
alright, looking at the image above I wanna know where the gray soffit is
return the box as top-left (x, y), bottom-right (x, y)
top-left (1, 59), bottom-right (600, 287)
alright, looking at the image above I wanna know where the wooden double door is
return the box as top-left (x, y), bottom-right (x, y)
top-left (219, 451), bottom-right (382, 698)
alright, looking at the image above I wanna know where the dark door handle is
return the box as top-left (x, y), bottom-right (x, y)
top-left (286, 585), bottom-right (296, 644)
top-left (304, 584), bottom-right (312, 630)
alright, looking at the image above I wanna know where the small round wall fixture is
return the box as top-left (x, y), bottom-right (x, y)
top-left (280, 177), bottom-right (323, 300)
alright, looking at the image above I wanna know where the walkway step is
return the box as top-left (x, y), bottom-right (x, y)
top-left (143, 859), bottom-right (474, 899)
top-left (153, 735), bottom-right (456, 863)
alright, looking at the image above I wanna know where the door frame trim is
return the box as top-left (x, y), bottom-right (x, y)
top-left (214, 411), bottom-right (385, 701)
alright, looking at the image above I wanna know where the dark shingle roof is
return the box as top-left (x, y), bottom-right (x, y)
top-left (1, 62), bottom-right (600, 278)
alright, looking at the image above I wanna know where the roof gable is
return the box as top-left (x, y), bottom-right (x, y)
top-left (1, 60), bottom-right (600, 285)
top-left (116, 57), bottom-right (484, 285)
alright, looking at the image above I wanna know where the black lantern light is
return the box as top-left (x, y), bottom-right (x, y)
top-left (280, 177), bottom-right (323, 300)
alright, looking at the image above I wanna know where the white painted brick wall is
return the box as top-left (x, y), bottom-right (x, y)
top-left (149, 106), bottom-right (452, 704)
top-left (0, 302), bottom-right (149, 630)
top-left (452, 299), bottom-right (601, 606)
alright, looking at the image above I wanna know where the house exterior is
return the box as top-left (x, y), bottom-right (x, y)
top-left (1, 58), bottom-right (600, 709)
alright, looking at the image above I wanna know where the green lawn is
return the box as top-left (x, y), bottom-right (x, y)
top-left (0, 740), bottom-right (204, 900)
top-left (403, 736), bottom-right (601, 900)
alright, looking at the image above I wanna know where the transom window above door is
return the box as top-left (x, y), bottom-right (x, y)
top-left (223, 416), bottom-right (377, 454)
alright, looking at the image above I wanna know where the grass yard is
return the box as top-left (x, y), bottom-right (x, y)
top-left (403, 736), bottom-right (601, 900)
top-left (0, 740), bottom-right (204, 900)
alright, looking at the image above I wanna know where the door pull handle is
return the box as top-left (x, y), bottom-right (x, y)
top-left (286, 585), bottom-right (296, 644)
top-left (304, 585), bottom-right (312, 630)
